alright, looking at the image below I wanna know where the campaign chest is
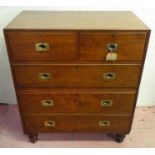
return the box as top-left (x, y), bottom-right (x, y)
top-left (4, 11), bottom-right (150, 143)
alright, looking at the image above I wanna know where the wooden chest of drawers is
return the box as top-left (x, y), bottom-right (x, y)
top-left (4, 11), bottom-right (150, 143)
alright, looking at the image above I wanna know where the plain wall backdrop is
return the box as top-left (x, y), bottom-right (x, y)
top-left (0, 6), bottom-right (155, 106)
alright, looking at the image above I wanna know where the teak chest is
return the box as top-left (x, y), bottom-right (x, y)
top-left (4, 11), bottom-right (150, 143)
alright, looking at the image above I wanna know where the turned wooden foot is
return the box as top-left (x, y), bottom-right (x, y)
top-left (28, 134), bottom-right (38, 143)
top-left (115, 134), bottom-right (126, 143)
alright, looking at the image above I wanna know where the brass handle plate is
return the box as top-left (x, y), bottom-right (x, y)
top-left (41, 100), bottom-right (54, 107)
top-left (44, 121), bottom-right (55, 127)
top-left (103, 72), bottom-right (116, 80)
top-left (35, 43), bottom-right (49, 52)
top-left (107, 43), bottom-right (118, 52)
top-left (98, 121), bottom-right (110, 127)
top-left (100, 100), bottom-right (113, 106)
top-left (39, 73), bottom-right (51, 80)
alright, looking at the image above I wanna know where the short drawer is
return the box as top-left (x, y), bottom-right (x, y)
top-left (80, 32), bottom-right (147, 61)
top-left (14, 64), bottom-right (141, 88)
top-left (18, 89), bottom-right (136, 114)
top-left (24, 115), bottom-right (131, 133)
top-left (6, 31), bottom-right (78, 61)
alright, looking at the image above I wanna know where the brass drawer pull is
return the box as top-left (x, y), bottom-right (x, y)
top-left (44, 121), bottom-right (55, 127)
top-left (35, 43), bottom-right (49, 51)
top-left (103, 72), bottom-right (116, 80)
top-left (107, 43), bottom-right (118, 52)
top-left (41, 100), bottom-right (54, 107)
top-left (39, 73), bottom-right (51, 80)
top-left (100, 100), bottom-right (113, 106)
top-left (98, 121), bottom-right (110, 127)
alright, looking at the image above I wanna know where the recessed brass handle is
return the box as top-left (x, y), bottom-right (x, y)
top-left (107, 43), bottom-right (118, 52)
top-left (44, 121), bottom-right (55, 127)
top-left (100, 100), bottom-right (113, 106)
top-left (98, 121), bottom-right (110, 127)
top-left (103, 72), bottom-right (116, 80)
top-left (41, 100), bottom-right (54, 107)
top-left (39, 73), bottom-right (51, 80)
top-left (35, 43), bottom-right (49, 51)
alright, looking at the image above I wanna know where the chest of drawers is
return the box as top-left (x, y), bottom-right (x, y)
top-left (4, 11), bottom-right (150, 143)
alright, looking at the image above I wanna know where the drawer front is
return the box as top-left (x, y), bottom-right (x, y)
top-left (14, 64), bottom-right (141, 88)
top-left (18, 90), bottom-right (136, 114)
top-left (80, 32), bottom-right (146, 61)
top-left (24, 115), bottom-right (130, 133)
top-left (6, 31), bottom-right (78, 61)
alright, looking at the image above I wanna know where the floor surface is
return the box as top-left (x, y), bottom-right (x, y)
top-left (0, 105), bottom-right (155, 148)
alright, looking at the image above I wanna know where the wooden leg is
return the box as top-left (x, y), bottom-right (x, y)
top-left (28, 133), bottom-right (38, 143)
top-left (115, 134), bottom-right (126, 143)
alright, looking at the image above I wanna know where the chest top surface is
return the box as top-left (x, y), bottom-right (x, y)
top-left (5, 11), bottom-right (149, 30)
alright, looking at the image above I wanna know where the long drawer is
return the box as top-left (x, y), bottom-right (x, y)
top-left (80, 32), bottom-right (146, 61)
top-left (6, 31), bottom-right (78, 61)
top-left (14, 64), bottom-right (141, 88)
top-left (18, 89), bottom-right (136, 114)
top-left (24, 115), bottom-right (131, 133)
